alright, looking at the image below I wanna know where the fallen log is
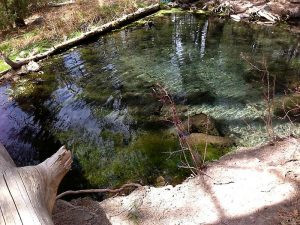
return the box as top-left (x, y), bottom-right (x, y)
top-left (0, 143), bottom-right (72, 225)
top-left (0, 4), bottom-right (160, 73)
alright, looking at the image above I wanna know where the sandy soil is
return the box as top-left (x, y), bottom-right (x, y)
top-left (54, 137), bottom-right (300, 225)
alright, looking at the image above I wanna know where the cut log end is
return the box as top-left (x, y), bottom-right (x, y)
top-left (0, 144), bottom-right (72, 224)
top-left (39, 146), bottom-right (73, 212)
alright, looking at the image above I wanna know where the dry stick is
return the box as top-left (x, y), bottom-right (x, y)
top-left (202, 116), bottom-right (209, 164)
top-left (56, 183), bottom-right (142, 199)
top-left (241, 53), bottom-right (276, 141)
top-left (153, 84), bottom-right (202, 175)
top-left (153, 85), bottom-right (197, 174)
top-left (262, 58), bottom-right (276, 140)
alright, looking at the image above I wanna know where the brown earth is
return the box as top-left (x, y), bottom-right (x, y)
top-left (54, 137), bottom-right (300, 225)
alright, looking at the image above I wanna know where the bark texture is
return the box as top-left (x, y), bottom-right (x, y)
top-left (0, 143), bottom-right (72, 225)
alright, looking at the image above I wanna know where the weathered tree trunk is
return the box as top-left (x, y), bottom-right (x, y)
top-left (0, 143), bottom-right (72, 225)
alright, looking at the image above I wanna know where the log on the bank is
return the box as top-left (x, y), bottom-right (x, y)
top-left (0, 4), bottom-right (160, 73)
top-left (0, 143), bottom-right (72, 225)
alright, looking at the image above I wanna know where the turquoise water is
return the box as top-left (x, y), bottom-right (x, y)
top-left (0, 12), bottom-right (299, 190)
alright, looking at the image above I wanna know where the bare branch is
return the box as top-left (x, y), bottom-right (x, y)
top-left (56, 183), bottom-right (142, 199)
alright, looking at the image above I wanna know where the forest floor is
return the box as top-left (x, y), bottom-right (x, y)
top-left (0, 0), bottom-right (156, 72)
top-left (0, 0), bottom-right (299, 73)
top-left (54, 137), bottom-right (300, 225)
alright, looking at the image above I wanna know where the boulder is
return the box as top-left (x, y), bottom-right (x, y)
top-left (16, 65), bottom-right (29, 75)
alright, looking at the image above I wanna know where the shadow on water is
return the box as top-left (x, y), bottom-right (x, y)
top-left (0, 12), bottom-right (299, 191)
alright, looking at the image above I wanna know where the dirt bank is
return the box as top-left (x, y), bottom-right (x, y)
top-left (54, 137), bottom-right (300, 225)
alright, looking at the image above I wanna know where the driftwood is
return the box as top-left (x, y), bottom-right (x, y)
top-left (57, 183), bottom-right (142, 199)
top-left (0, 4), bottom-right (160, 74)
top-left (0, 143), bottom-right (72, 225)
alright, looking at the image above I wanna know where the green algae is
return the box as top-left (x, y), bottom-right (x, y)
top-left (68, 131), bottom-right (187, 187)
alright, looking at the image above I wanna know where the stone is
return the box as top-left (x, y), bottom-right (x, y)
top-left (231, 14), bottom-right (241, 21)
top-left (156, 176), bottom-right (166, 187)
top-left (26, 61), bottom-right (40, 72)
top-left (168, 2), bottom-right (179, 7)
top-left (16, 65), bottom-right (28, 75)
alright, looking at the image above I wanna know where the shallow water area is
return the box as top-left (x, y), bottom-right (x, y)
top-left (0, 11), bottom-right (299, 190)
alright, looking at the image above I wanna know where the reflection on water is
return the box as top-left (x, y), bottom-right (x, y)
top-left (0, 13), bottom-right (299, 190)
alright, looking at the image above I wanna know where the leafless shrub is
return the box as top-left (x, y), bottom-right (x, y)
top-left (241, 53), bottom-right (276, 141)
top-left (152, 83), bottom-right (207, 175)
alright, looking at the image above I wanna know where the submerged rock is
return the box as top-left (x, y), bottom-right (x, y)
top-left (186, 133), bottom-right (234, 147)
top-left (155, 176), bottom-right (166, 187)
top-left (182, 113), bottom-right (220, 136)
top-left (27, 61), bottom-right (40, 72)
top-left (16, 61), bottom-right (40, 75)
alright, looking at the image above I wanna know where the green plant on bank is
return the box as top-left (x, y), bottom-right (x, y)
top-left (0, 60), bottom-right (10, 71)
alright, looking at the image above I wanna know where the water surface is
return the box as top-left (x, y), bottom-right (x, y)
top-left (0, 12), bottom-right (299, 190)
